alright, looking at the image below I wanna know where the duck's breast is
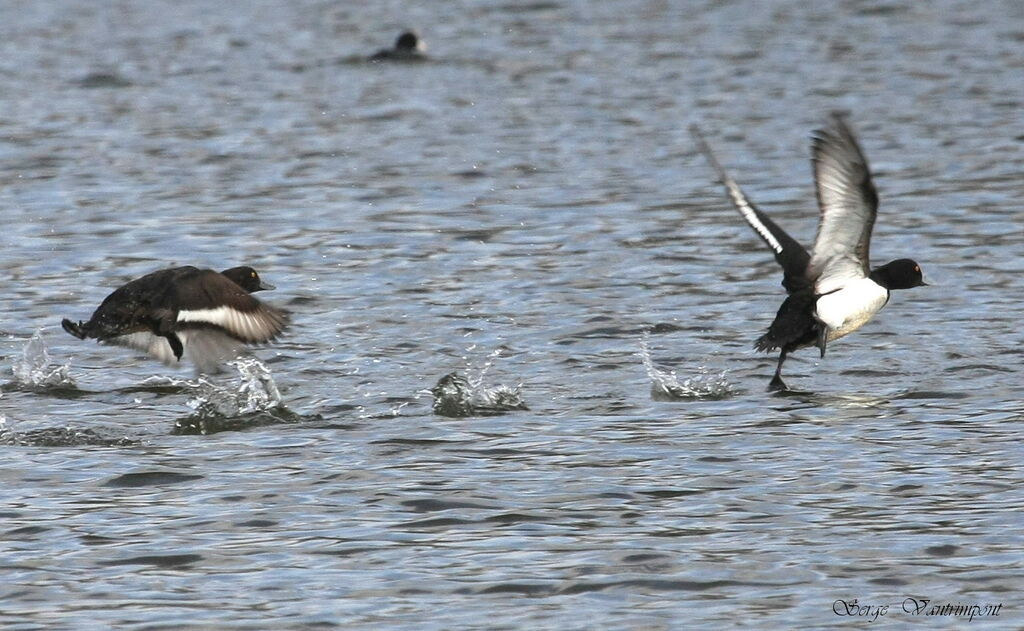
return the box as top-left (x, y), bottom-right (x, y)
top-left (815, 277), bottom-right (889, 342)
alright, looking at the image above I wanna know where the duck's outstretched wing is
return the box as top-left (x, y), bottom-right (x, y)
top-left (691, 125), bottom-right (811, 294)
top-left (158, 269), bottom-right (289, 344)
top-left (103, 331), bottom-right (180, 365)
top-left (103, 330), bottom-right (247, 374)
top-left (807, 113), bottom-right (878, 294)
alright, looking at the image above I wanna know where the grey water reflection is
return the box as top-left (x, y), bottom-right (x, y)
top-left (2, 0), bottom-right (1022, 629)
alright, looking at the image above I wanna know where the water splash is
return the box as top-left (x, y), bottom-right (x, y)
top-left (174, 358), bottom-right (299, 435)
top-left (426, 349), bottom-right (526, 417)
top-left (10, 330), bottom-right (75, 389)
top-left (639, 333), bottom-right (734, 400)
top-left (431, 372), bottom-right (528, 417)
top-left (185, 357), bottom-right (282, 417)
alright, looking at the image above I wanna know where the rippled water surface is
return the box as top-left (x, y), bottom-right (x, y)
top-left (2, 0), bottom-right (1023, 628)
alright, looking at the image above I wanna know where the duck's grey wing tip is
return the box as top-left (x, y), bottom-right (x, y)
top-left (688, 123), bottom-right (708, 145)
top-left (824, 109), bottom-right (852, 126)
top-left (689, 126), bottom-right (769, 242)
top-left (691, 124), bottom-right (811, 289)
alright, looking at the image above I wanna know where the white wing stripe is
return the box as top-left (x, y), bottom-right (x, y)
top-left (728, 184), bottom-right (784, 255)
top-left (176, 305), bottom-right (283, 341)
top-left (177, 306), bottom-right (240, 328)
top-left (691, 125), bottom-right (785, 256)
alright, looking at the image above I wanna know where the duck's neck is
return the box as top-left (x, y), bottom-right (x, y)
top-left (868, 266), bottom-right (895, 289)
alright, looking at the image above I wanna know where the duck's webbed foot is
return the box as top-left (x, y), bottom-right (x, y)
top-left (164, 332), bottom-right (184, 361)
top-left (61, 319), bottom-right (87, 339)
top-left (768, 349), bottom-right (790, 391)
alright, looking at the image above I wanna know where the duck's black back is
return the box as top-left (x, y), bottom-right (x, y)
top-left (156, 268), bottom-right (261, 315)
top-left (85, 267), bottom-right (201, 337)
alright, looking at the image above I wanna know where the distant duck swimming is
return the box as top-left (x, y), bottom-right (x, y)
top-left (691, 114), bottom-right (926, 391)
top-left (62, 266), bottom-right (288, 374)
top-left (369, 30), bottom-right (427, 62)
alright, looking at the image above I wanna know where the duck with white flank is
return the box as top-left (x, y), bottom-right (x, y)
top-left (691, 114), bottom-right (926, 391)
top-left (62, 266), bottom-right (288, 374)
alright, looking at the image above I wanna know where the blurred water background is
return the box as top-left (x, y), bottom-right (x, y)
top-left (2, 0), bottom-right (1023, 628)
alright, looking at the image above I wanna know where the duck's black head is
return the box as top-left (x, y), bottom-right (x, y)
top-left (395, 31), bottom-right (419, 51)
top-left (220, 266), bottom-right (275, 293)
top-left (870, 258), bottom-right (926, 290)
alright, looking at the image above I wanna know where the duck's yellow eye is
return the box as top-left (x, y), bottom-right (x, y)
top-left (914, 266), bottom-right (920, 272)
top-left (251, 272), bottom-right (257, 278)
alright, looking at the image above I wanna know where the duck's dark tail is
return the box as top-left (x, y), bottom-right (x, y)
top-left (753, 291), bottom-right (820, 355)
top-left (754, 332), bottom-right (779, 353)
top-left (61, 318), bottom-right (88, 339)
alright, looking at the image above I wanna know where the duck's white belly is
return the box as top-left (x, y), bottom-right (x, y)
top-left (815, 278), bottom-right (889, 342)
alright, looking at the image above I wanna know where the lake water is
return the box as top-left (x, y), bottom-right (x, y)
top-left (2, 0), bottom-right (1022, 628)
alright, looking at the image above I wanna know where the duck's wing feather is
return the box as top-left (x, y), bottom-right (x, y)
top-left (102, 330), bottom-right (245, 373)
top-left (104, 332), bottom-right (179, 366)
top-left (158, 269), bottom-right (289, 343)
top-left (177, 330), bottom-right (244, 374)
top-left (690, 125), bottom-right (811, 294)
top-left (176, 304), bottom-right (289, 344)
top-left (807, 113), bottom-right (878, 294)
